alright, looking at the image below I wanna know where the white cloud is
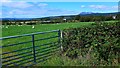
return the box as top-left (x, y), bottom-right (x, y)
top-left (2, 2), bottom-right (33, 9)
top-left (2, 0), bottom-right (11, 2)
top-left (9, 9), bottom-right (27, 15)
top-left (89, 5), bottom-right (107, 10)
top-left (81, 5), bottom-right (85, 8)
top-left (38, 3), bottom-right (48, 7)
top-left (112, 6), bottom-right (118, 9)
top-left (2, 6), bottom-right (78, 18)
top-left (3, 8), bottom-right (47, 17)
top-left (89, 5), bottom-right (118, 11)
top-left (0, 12), bottom-right (2, 15)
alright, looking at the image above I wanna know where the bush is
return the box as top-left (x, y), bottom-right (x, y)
top-left (62, 22), bottom-right (120, 65)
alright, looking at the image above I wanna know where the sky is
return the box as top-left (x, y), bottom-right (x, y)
top-left (1, 0), bottom-right (119, 18)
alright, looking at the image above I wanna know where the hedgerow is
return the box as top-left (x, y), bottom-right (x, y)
top-left (62, 22), bottom-right (120, 65)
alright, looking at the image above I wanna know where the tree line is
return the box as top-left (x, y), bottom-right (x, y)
top-left (2, 14), bottom-right (119, 25)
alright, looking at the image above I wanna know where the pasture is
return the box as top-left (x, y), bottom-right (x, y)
top-left (1, 21), bottom-right (119, 66)
top-left (1, 22), bottom-right (94, 66)
top-left (1, 22), bottom-right (94, 52)
top-left (2, 22), bottom-right (94, 37)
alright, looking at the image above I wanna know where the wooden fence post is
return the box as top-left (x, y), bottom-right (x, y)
top-left (58, 30), bottom-right (63, 51)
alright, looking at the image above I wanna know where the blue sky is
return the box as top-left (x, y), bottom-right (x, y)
top-left (1, 0), bottom-right (119, 18)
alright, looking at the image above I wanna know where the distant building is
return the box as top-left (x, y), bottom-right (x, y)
top-left (113, 16), bottom-right (116, 19)
top-left (63, 18), bottom-right (67, 22)
top-left (41, 21), bottom-right (51, 23)
top-left (42, 21), bottom-right (51, 22)
top-left (63, 18), bottom-right (66, 21)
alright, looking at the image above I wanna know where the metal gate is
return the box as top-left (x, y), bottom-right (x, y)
top-left (0, 30), bottom-right (61, 66)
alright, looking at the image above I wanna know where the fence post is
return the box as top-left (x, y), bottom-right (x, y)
top-left (58, 30), bottom-right (63, 51)
top-left (32, 34), bottom-right (36, 63)
top-left (58, 30), bottom-right (61, 46)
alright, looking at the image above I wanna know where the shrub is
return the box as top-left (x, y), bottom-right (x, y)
top-left (62, 22), bottom-right (120, 65)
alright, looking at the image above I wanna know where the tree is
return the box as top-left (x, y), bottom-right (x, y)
top-left (75, 15), bottom-right (81, 21)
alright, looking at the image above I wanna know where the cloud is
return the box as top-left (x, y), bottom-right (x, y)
top-left (2, 0), bottom-right (11, 2)
top-left (2, 2), bottom-right (77, 18)
top-left (81, 5), bottom-right (85, 8)
top-left (2, 2), bottom-right (33, 9)
top-left (38, 3), bottom-right (48, 7)
top-left (48, 9), bottom-right (77, 15)
top-left (89, 5), bottom-right (118, 11)
top-left (0, 12), bottom-right (2, 17)
top-left (8, 9), bottom-right (28, 15)
top-left (2, 2), bottom-right (118, 18)
top-left (1, 0), bottom-right (119, 2)
top-left (89, 5), bottom-right (108, 10)
top-left (2, 2), bottom-right (48, 17)
top-left (112, 6), bottom-right (118, 9)
top-left (2, 6), bottom-right (78, 18)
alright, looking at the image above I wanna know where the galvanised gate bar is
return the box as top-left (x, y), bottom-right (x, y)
top-left (0, 30), bottom-right (61, 66)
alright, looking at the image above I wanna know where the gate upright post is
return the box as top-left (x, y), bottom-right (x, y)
top-left (32, 34), bottom-right (36, 64)
top-left (58, 30), bottom-right (61, 47)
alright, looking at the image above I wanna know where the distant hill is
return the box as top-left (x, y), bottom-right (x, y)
top-left (1, 18), bottom-right (33, 21)
top-left (1, 12), bottom-right (120, 21)
top-left (79, 12), bottom-right (119, 16)
top-left (34, 12), bottom-right (119, 20)
top-left (80, 12), bottom-right (94, 15)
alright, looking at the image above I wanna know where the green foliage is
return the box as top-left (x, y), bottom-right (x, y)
top-left (2, 21), bottom-right (119, 66)
top-left (62, 22), bottom-right (120, 65)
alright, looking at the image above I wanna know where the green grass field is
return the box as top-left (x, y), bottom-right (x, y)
top-left (1, 22), bottom-right (94, 53)
top-left (1, 21), bottom-right (119, 66)
top-left (1, 22), bottom-right (95, 66)
top-left (2, 22), bottom-right (94, 37)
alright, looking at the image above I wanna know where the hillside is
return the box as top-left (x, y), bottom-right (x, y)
top-left (1, 12), bottom-right (119, 21)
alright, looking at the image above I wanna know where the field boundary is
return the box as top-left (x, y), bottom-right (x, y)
top-left (0, 30), bottom-right (61, 66)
